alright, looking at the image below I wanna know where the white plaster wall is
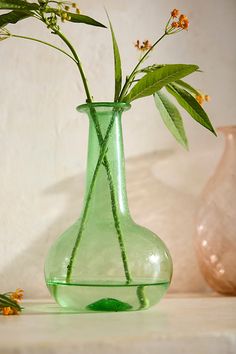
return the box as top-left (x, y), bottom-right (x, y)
top-left (0, 0), bottom-right (235, 297)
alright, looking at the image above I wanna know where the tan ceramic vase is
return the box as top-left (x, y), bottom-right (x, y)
top-left (195, 126), bottom-right (236, 295)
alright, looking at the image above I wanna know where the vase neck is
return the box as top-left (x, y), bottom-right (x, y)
top-left (80, 104), bottom-right (131, 220)
top-left (218, 126), bottom-right (236, 172)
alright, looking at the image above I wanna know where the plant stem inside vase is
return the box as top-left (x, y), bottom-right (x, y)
top-left (89, 107), bottom-right (132, 283)
top-left (45, 104), bottom-right (172, 311)
top-left (65, 103), bottom-right (150, 309)
top-left (65, 108), bottom-right (121, 282)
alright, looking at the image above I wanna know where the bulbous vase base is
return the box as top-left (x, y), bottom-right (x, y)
top-left (44, 103), bottom-right (173, 312)
top-left (47, 279), bottom-right (170, 312)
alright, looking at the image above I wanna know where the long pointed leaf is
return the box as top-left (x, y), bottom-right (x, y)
top-left (0, 0), bottom-right (39, 11)
top-left (154, 90), bottom-right (188, 149)
top-left (49, 9), bottom-right (106, 28)
top-left (66, 13), bottom-right (106, 28)
top-left (174, 79), bottom-right (200, 96)
top-left (124, 64), bottom-right (199, 102)
top-left (106, 12), bottom-right (122, 101)
top-left (166, 83), bottom-right (216, 135)
top-left (0, 10), bottom-right (32, 27)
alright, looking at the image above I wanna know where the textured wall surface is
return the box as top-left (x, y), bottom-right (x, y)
top-left (0, 0), bottom-right (235, 297)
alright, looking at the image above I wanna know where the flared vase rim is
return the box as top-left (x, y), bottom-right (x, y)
top-left (77, 101), bottom-right (131, 113)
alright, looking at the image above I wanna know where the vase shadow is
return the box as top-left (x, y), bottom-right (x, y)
top-left (0, 148), bottom-right (208, 298)
top-left (0, 174), bottom-right (85, 298)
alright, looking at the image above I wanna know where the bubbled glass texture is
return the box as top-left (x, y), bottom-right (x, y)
top-left (45, 103), bottom-right (172, 311)
top-left (195, 126), bottom-right (236, 295)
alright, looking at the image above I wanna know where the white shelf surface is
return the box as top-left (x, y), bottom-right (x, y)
top-left (0, 294), bottom-right (236, 354)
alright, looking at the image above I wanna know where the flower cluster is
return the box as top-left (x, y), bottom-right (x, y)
top-left (60, 1), bottom-right (80, 22)
top-left (42, 1), bottom-right (81, 28)
top-left (196, 94), bottom-right (210, 105)
top-left (65, 2), bottom-right (80, 14)
top-left (134, 40), bottom-right (152, 52)
top-left (166, 9), bottom-right (189, 34)
top-left (0, 289), bottom-right (24, 316)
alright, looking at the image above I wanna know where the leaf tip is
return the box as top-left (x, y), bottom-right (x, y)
top-left (183, 141), bottom-right (189, 151)
top-left (191, 64), bottom-right (199, 72)
top-left (179, 137), bottom-right (189, 150)
top-left (212, 128), bottom-right (218, 137)
top-left (207, 120), bottom-right (217, 136)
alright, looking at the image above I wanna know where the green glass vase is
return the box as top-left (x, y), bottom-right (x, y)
top-left (45, 102), bottom-right (173, 312)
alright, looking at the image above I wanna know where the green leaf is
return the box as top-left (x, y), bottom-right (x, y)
top-left (49, 9), bottom-right (106, 28)
top-left (154, 90), bottom-right (188, 149)
top-left (0, 0), bottom-right (39, 11)
top-left (0, 294), bottom-right (21, 311)
top-left (123, 64), bottom-right (199, 102)
top-left (106, 11), bottom-right (122, 101)
top-left (0, 10), bottom-right (32, 27)
top-left (166, 83), bottom-right (216, 135)
top-left (66, 13), bottom-right (106, 28)
top-left (174, 79), bottom-right (200, 96)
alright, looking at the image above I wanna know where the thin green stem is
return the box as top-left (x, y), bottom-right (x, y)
top-left (165, 16), bottom-right (172, 33)
top-left (66, 112), bottom-right (117, 282)
top-left (90, 109), bottom-right (132, 283)
top-left (118, 33), bottom-right (167, 101)
top-left (53, 29), bottom-right (92, 102)
top-left (10, 34), bottom-right (77, 63)
top-left (105, 159), bottom-right (131, 283)
top-left (137, 286), bottom-right (149, 309)
top-left (34, 15), bottom-right (93, 100)
top-left (66, 108), bottom-right (132, 283)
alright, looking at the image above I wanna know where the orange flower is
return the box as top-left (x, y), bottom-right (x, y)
top-left (180, 19), bottom-right (189, 30)
top-left (166, 10), bottom-right (190, 34)
top-left (196, 95), bottom-right (204, 105)
top-left (178, 14), bottom-right (189, 30)
top-left (141, 40), bottom-right (152, 51)
top-left (135, 40), bottom-right (152, 52)
top-left (10, 288), bottom-right (24, 302)
top-left (179, 14), bottom-right (188, 22)
top-left (2, 307), bottom-right (13, 315)
top-left (2, 307), bottom-right (19, 316)
top-left (171, 22), bottom-right (179, 28)
top-left (134, 40), bottom-right (140, 49)
top-left (196, 93), bottom-right (211, 105)
top-left (171, 9), bottom-right (180, 18)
